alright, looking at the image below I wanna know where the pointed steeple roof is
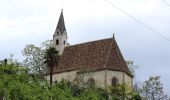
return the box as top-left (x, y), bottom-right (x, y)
top-left (55, 9), bottom-right (67, 34)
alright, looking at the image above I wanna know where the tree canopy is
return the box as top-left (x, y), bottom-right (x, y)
top-left (0, 59), bottom-right (141, 100)
top-left (140, 76), bottom-right (168, 100)
top-left (22, 40), bottom-right (53, 77)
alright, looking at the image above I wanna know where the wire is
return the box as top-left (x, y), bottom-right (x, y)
top-left (160, 0), bottom-right (170, 6)
top-left (104, 0), bottom-right (170, 42)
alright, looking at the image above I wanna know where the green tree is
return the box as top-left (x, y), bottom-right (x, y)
top-left (140, 76), bottom-right (168, 100)
top-left (44, 47), bottom-right (59, 85)
top-left (0, 60), bottom-right (53, 100)
top-left (109, 84), bottom-right (141, 100)
top-left (22, 40), bottom-right (52, 77)
top-left (126, 60), bottom-right (142, 94)
top-left (126, 60), bottom-right (138, 77)
top-left (0, 62), bottom-right (141, 100)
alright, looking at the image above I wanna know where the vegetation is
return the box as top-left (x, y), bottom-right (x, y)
top-left (126, 60), bottom-right (138, 77)
top-left (0, 41), bottom-right (169, 99)
top-left (126, 61), bottom-right (169, 100)
top-left (44, 47), bottom-right (59, 85)
top-left (22, 40), bottom-right (53, 77)
top-left (0, 59), bottom-right (141, 100)
top-left (140, 76), bottom-right (168, 100)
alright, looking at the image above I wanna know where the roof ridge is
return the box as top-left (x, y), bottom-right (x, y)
top-left (103, 38), bottom-right (113, 68)
top-left (112, 38), bottom-right (132, 76)
top-left (66, 37), bottom-right (112, 48)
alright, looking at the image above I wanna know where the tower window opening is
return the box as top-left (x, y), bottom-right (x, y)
top-left (63, 40), bottom-right (65, 45)
top-left (57, 31), bottom-right (59, 34)
top-left (56, 39), bottom-right (59, 45)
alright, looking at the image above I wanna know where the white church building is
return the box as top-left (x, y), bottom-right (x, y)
top-left (47, 10), bottom-right (133, 88)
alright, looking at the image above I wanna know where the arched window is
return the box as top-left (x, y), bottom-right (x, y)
top-left (63, 40), bottom-right (65, 45)
top-left (112, 77), bottom-right (119, 86)
top-left (88, 78), bottom-right (95, 87)
top-left (57, 31), bottom-right (59, 34)
top-left (54, 80), bottom-right (57, 84)
top-left (56, 39), bottom-right (59, 45)
top-left (68, 81), bottom-right (72, 86)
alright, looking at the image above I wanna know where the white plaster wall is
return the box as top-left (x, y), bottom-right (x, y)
top-left (124, 73), bottom-right (133, 86)
top-left (47, 70), bottom-right (77, 82)
top-left (106, 70), bottom-right (133, 87)
top-left (77, 70), bottom-right (106, 88)
top-left (47, 70), bottom-right (106, 87)
top-left (91, 70), bottom-right (106, 87)
top-left (47, 69), bottom-right (133, 88)
top-left (106, 70), bottom-right (124, 86)
top-left (53, 30), bottom-right (67, 55)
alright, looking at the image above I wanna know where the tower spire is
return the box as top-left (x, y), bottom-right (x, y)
top-left (53, 9), bottom-right (68, 55)
top-left (55, 9), bottom-right (66, 35)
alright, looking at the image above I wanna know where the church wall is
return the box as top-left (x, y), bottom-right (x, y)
top-left (124, 73), bottom-right (133, 86)
top-left (47, 69), bottom-right (132, 88)
top-left (77, 70), bottom-right (106, 88)
top-left (46, 70), bottom-right (77, 82)
top-left (106, 70), bottom-right (132, 87)
top-left (47, 70), bottom-right (106, 87)
top-left (106, 70), bottom-right (124, 85)
top-left (91, 70), bottom-right (106, 87)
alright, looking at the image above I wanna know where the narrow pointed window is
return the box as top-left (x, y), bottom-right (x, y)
top-left (57, 31), bottom-right (59, 34)
top-left (63, 40), bottom-right (65, 45)
top-left (56, 39), bottom-right (59, 45)
top-left (112, 77), bottom-right (119, 86)
top-left (88, 78), bottom-right (95, 87)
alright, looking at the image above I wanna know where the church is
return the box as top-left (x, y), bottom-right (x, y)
top-left (47, 10), bottom-right (133, 88)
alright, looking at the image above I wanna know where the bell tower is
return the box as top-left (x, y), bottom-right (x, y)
top-left (53, 9), bottom-right (67, 55)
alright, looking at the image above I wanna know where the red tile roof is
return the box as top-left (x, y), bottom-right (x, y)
top-left (53, 37), bottom-right (132, 77)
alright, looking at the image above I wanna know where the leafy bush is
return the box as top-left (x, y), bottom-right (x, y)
top-left (0, 64), bottom-right (140, 100)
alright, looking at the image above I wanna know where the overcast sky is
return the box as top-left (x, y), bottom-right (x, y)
top-left (0, 0), bottom-right (170, 95)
